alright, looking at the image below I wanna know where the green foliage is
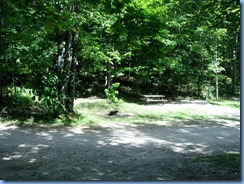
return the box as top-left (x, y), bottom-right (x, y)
top-left (104, 82), bottom-right (120, 103)
top-left (1, 0), bottom-right (240, 118)
top-left (33, 73), bottom-right (64, 117)
top-left (195, 153), bottom-right (240, 171)
top-left (0, 87), bottom-right (34, 107)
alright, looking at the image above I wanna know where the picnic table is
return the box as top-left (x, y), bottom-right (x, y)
top-left (142, 95), bottom-right (165, 104)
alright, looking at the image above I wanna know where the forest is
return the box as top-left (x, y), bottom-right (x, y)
top-left (0, 0), bottom-right (240, 116)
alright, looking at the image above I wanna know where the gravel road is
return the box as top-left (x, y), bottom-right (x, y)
top-left (0, 102), bottom-right (240, 181)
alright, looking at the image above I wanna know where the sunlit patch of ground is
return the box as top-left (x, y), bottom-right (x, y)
top-left (0, 98), bottom-right (240, 180)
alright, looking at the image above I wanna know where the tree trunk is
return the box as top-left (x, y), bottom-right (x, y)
top-left (105, 62), bottom-right (112, 89)
top-left (230, 33), bottom-right (238, 95)
top-left (215, 40), bottom-right (219, 100)
top-left (57, 33), bottom-right (64, 75)
top-left (231, 59), bottom-right (237, 95)
top-left (66, 31), bottom-right (78, 112)
top-left (197, 75), bottom-right (201, 97)
top-left (231, 44), bottom-right (237, 95)
top-left (57, 33), bottom-right (65, 96)
top-left (215, 72), bottom-right (219, 100)
top-left (0, 81), bottom-right (3, 104)
top-left (56, 30), bottom-right (76, 113)
top-left (55, 3), bottom-right (79, 113)
top-left (60, 31), bottom-right (73, 111)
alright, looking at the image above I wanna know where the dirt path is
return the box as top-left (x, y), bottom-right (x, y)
top-left (0, 102), bottom-right (240, 180)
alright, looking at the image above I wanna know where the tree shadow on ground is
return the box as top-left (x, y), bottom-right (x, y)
top-left (0, 121), bottom-right (240, 181)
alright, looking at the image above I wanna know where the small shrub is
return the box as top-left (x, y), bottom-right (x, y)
top-left (104, 82), bottom-right (120, 103)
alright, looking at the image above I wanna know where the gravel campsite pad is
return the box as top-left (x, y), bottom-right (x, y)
top-left (0, 101), bottom-right (240, 181)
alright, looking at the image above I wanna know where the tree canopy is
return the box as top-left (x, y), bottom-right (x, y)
top-left (0, 0), bottom-right (240, 115)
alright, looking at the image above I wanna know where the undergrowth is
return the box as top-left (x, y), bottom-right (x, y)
top-left (195, 153), bottom-right (240, 171)
top-left (0, 94), bottom-right (240, 127)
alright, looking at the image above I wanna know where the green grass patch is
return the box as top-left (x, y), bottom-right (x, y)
top-left (195, 153), bottom-right (240, 170)
top-left (0, 97), bottom-right (237, 127)
top-left (74, 98), bottom-right (213, 126)
top-left (208, 99), bottom-right (240, 109)
top-left (137, 111), bottom-right (211, 122)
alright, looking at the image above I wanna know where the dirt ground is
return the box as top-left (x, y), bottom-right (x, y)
top-left (0, 101), bottom-right (240, 181)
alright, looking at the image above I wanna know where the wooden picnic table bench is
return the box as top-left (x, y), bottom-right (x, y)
top-left (142, 95), bottom-right (165, 104)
